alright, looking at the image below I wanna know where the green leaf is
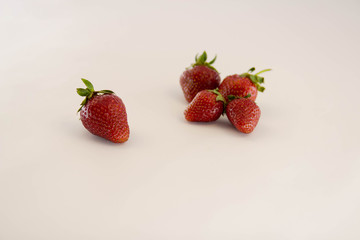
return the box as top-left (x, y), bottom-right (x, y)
top-left (249, 75), bottom-right (257, 83)
top-left (77, 98), bottom-right (88, 112)
top-left (244, 94), bottom-right (251, 98)
top-left (77, 88), bottom-right (90, 96)
top-left (215, 94), bottom-right (226, 103)
top-left (208, 55), bottom-right (217, 65)
top-left (208, 88), bottom-right (226, 104)
top-left (256, 76), bottom-right (264, 83)
top-left (198, 51), bottom-right (207, 64)
top-left (257, 86), bottom-right (265, 92)
top-left (80, 98), bottom-right (87, 105)
top-left (239, 73), bottom-right (248, 78)
top-left (81, 78), bottom-right (94, 92)
top-left (97, 90), bottom-right (114, 94)
top-left (191, 51), bottom-right (218, 72)
top-left (203, 51), bottom-right (207, 61)
top-left (227, 95), bottom-right (239, 101)
top-left (248, 67), bottom-right (255, 73)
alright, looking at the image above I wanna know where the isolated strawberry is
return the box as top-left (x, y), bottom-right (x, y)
top-left (180, 51), bottom-right (221, 102)
top-left (219, 67), bottom-right (271, 101)
top-left (77, 78), bottom-right (129, 143)
top-left (226, 96), bottom-right (261, 134)
top-left (184, 89), bottom-right (226, 122)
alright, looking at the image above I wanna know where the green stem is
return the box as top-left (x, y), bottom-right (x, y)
top-left (255, 69), bottom-right (272, 76)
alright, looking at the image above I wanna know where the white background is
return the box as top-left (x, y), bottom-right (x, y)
top-left (1, 0), bottom-right (360, 239)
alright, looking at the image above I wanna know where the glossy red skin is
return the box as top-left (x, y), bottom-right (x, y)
top-left (80, 94), bottom-right (129, 143)
top-left (226, 98), bottom-right (261, 134)
top-left (184, 90), bottom-right (224, 122)
top-left (180, 65), bottom-right (220, 103)
top-left (219, 74), bottom-right (258, 101)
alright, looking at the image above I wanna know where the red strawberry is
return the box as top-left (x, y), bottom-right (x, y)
top-left (184, 89), bottom-right (225, 122)
top-left (226, 96), bottom-right (261, 134)
top-left (77, 78), bottom-right (129, 143)
top-left (180, 51), bottom-right (221, 102)
top-left (219, 67), bottom-right (271, 101)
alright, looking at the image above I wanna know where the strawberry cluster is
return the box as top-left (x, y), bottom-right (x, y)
top-left (180, 51), bottom-right (271, 134)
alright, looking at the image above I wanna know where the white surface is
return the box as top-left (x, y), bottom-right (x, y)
top-left (1, 0), bottom-right (360, 239)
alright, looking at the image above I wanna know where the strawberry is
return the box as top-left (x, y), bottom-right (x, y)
top-left (225, 96), bottom-right (261, 134)
top-left (180, 51), bottom-right (221, 102)
top-left (219, 67), bottom-right (271, 101)
top-left (184, 89), bottom-right (225, 122)
top-left (77, 78), bottom-right (129, 143)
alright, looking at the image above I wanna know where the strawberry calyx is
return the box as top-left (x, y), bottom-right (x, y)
top-left (208, 88), bottom-right (227, 115)
top-left (208, 88), bottom-right (226, 104)
top-left (76, 78), bottom-right (114, 112)
top-left (191, 51), bottom-right (218, 72)
top-left (227, 94), bottom-right (251, 101)
top-left (239, 67), bottom-right (271, 92)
